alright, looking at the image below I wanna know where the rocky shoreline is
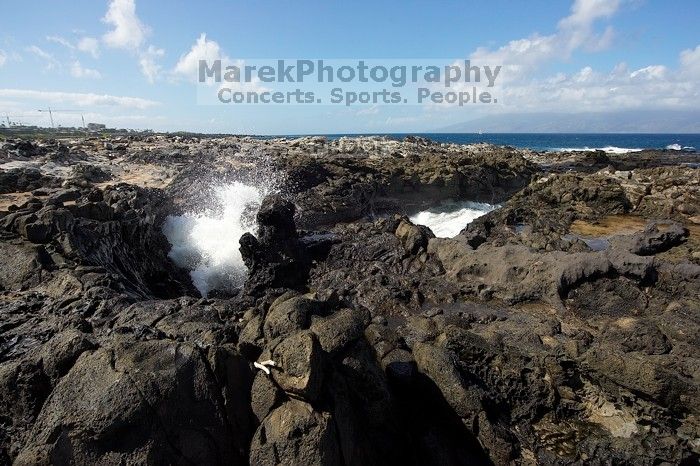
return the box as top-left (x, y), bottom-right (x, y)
top-left (0, 134), bottom-right (699, 465)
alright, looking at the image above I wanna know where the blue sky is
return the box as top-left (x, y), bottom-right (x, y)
top-left (1, 0), bottom-right (698, 134)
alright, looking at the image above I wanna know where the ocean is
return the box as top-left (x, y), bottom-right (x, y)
top-left (319, 133), bottom-right (700, 153)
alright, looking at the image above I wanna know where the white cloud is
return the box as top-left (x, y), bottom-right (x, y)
top-left (629, 65), bottom-right (667, 80)
top-left (101, 0), bottom-right (163, 82)
top-left (102, 0), bottom-right (149, 50)
top-left (471, 0), bottom-right (621, 82)
top-left (25, 45), bottom-right (60, 70)
top-left (139, 45), bottom-right (164, 83)
top-left (0, 50), bottom-right (6, 67)
top-left (173, 33), bottom-right (227, 79)
top-left (46, 35), bottom-right (74, 50)
top-left (491, 53), bottom-right (700, 112)
top-left (680, 44), bottom-right (700, 78)
top-left (557, 0), bottom-right (620, 50)
top-left (70, 61), bottom-right (102, 79)
top-left (77, 37), bottom-right (100, 58)
top-left (172, 33), bottom-right (270, 93)
top-left (26, 45), bottom-right (54, 61)
top-left (433, 0), bottom-right (699, 115)
top-left (46, 35), bottom-right (100, 59)
top-left (0, 89), bottom-right (159, 109)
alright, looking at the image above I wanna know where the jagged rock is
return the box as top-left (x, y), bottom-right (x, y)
top-left (240, 196), bottom-right (310, 295)
top-left (49, 188), bottom-right (81, 204)
top-left (20, 221), bottom-right (51, 243)
top-left (0, 358), bottom-right (52, 461)
top-left (256, 195), bottom-right (297, 245)
top-left (1, 134), bottom-right (698, 465)
top-left (72, 201), bottom-right (113, 221)
top-left (0, 168), bottom-right (61, 195)
top-left (0, 242), bottom-right (42, 290)
top-left (611, 221), bottom-right (689, 255)
top-left (603, 319), bottom-right (672, 355)
top-left (397, 316), bottom-right (439, 348)
top-left (395, 219), bottom-right (434, 253)
top-left (71, 165), bottom-right (111, 183)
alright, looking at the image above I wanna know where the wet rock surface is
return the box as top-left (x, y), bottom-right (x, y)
top-left (0, 133), bottom-right (699, 465)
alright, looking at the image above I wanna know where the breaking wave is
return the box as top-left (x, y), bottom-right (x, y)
top-left (554, 146), bottom-right (643, 154)
top-left (163, 182), bottom-right (273, 297)
top-left (409, 200), bottom-right (496, 238)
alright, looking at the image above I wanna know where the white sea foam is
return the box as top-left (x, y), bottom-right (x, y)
top-left (666, 144), bottom-right (682, 150)
top-left (409, 200), bottom-right (496, 238)
top-left (163, 182), bottom-right (272, 297)
top-left (554, 146), bottom-right (643, 154)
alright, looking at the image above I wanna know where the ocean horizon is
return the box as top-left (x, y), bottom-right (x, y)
top-left (276, 133), bottom-right (700, 153)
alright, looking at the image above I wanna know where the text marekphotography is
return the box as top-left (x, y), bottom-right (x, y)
top-left (196, 59), bottom-right (503, 106)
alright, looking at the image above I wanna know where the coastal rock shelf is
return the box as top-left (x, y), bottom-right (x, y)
top-left (0, 134), bottom-right (699, 465)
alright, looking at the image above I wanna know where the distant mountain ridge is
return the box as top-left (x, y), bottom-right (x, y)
top-left (437, 110), bottom-right (700, 133)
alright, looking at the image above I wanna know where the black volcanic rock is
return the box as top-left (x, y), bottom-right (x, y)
top-left (14, 338), bottom-right (243, 465)
top-left (0, 169), bottom-right (62, 195)
top-left (240, 194), bottom-right (310, 296)
top-left (0, 134), bottom-right (698, 465)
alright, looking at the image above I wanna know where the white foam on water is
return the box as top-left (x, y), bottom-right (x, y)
top-left (598, 146), bottom-right (643, 154)
top-left (409, 200), bottom-right (496, 238)
top-left (554, 146), bottom-right (643, 154)
top-left (666, 144), bottom-right (682, 150)
top-left (162, 182), bottom-right (270, 297)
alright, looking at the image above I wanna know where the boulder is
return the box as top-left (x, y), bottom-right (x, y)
top-left (16, 339), bottom-right (242, 466)
top-left (263, 296), bottom-right (320, 341)
top-left (250, 371), bottom-right (283, 423)
top-left (39, 329), bottom-right (96, 381)
top-left (310, 308), bottom-right (369, 354)
top-left (20, 222), bottom-right (51, 244)
top-left (395, 219), bottom-right (434, 253)
top-left (612, 221), bottom-right (689, 255)
top-left (249, 400), bottom-right (341, 466)
top-left (271, 330), bottom-right (324, 401)
top-left (256, 195), bottom-right (297, 245)
top-left (238, 315), bottom-right (264, 359)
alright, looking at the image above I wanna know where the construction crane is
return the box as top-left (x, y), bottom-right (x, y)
top-left (37, 108), bottom-right (86, 129)
top-left (2, 113), bottom-right (33, 127)
top-left (37, 108), bottom-right (54, 128)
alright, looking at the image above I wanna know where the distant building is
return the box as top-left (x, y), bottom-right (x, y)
top-left (87, 123), bottom-right (107, 131)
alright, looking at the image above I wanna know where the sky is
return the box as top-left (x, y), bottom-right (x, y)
top-left (0, 0), bottom-right (698, 134)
